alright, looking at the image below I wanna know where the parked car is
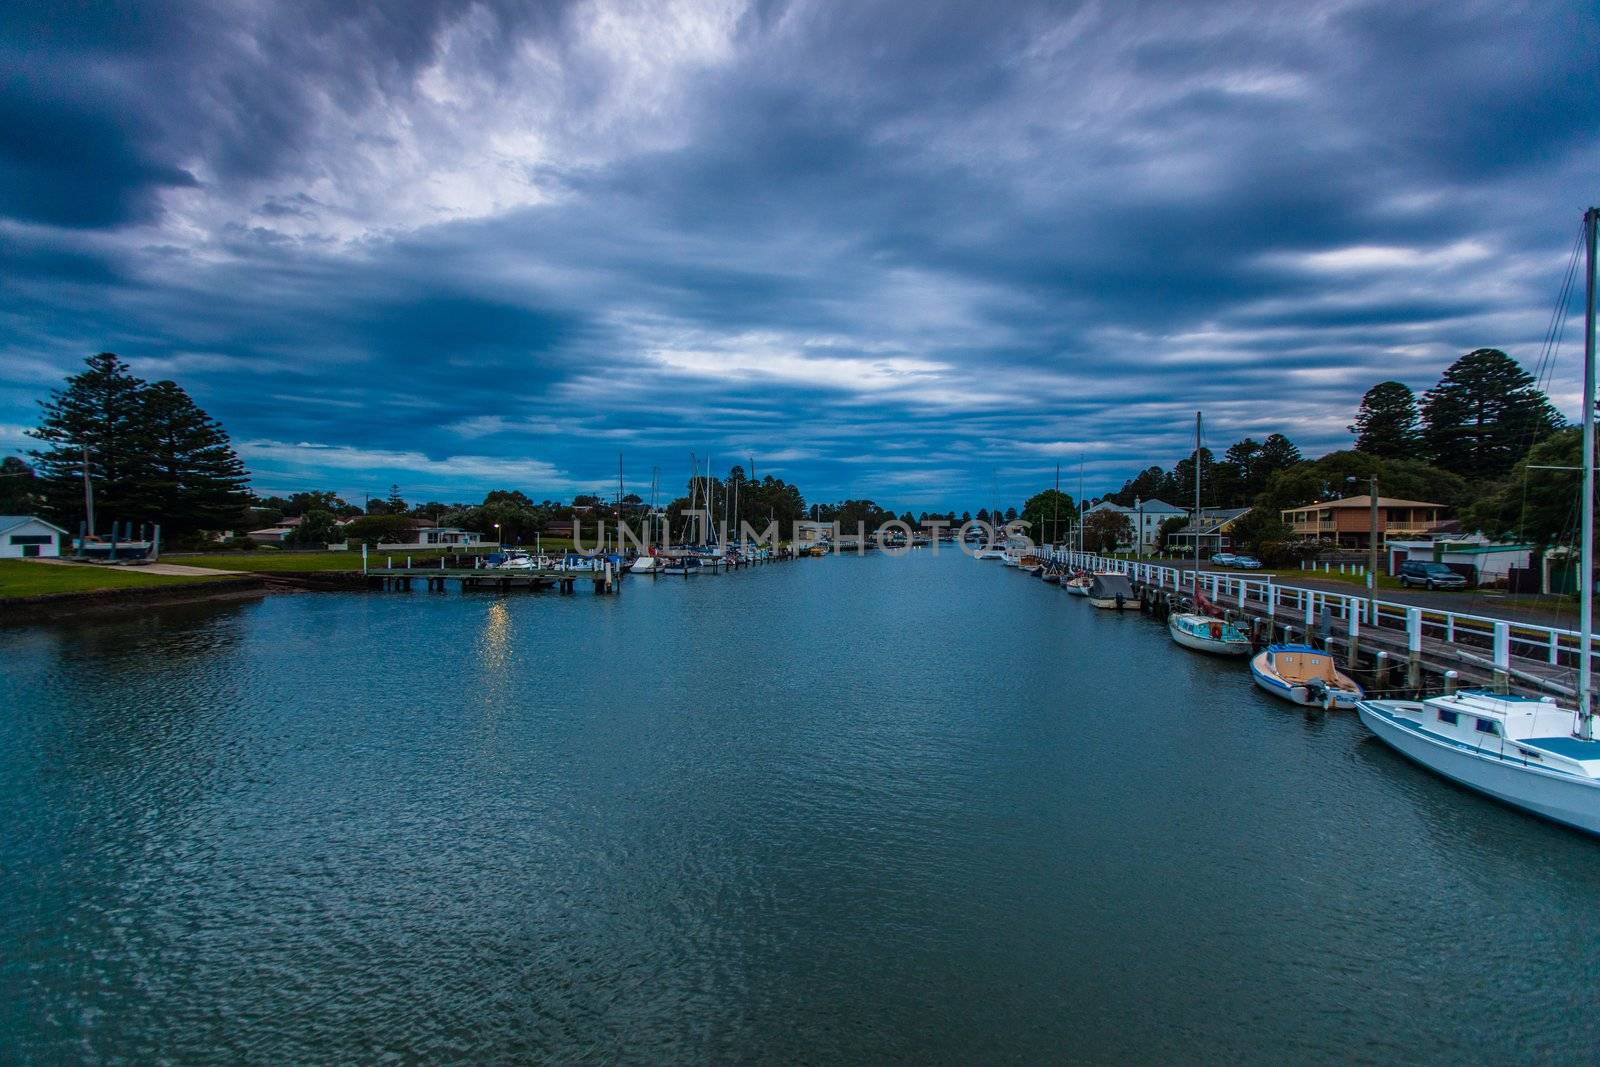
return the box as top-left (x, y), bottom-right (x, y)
top-left (1397, 560), bottom-right (1469, 590)
top-left (1209, 553), bottom-right (1238, 566)
top-left (1231, 555), bottom-right (1262, 569)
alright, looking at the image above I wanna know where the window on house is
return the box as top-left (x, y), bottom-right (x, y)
top-left (1475, 719), bottom-right (1500, 736)
top-left (9, 535), bottom-right (52, 545)
top-left (1437, 709), bottom-right (1459, 725)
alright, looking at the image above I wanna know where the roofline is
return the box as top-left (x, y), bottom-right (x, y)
top-left (0, 515), bottom-right (70, 536)
top-left (1283, 495), bottom-right (1447, 512)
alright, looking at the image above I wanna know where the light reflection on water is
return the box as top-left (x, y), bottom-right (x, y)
top-left (3, 552), bottom-right (1600, 1063)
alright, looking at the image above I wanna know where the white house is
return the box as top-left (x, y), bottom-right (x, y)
top-left (0, 515), bottom-right (68, 558)
top-left (1387, 535), bottom-right (1533, 584)
top-left (1082, 498), bottom-right (1185, 550)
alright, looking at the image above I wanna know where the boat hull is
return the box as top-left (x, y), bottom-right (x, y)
top-left (1087, 596), bottom-right (1133, 610)
top-left (1357, 701), bottom-right (1600, 836)
top-left (1168, 617), bottom-right (1251, 656)
top-left (1063, 582), bottom-right (1089, 596)
top-left (1249, 654), bottom-right (1361, 708)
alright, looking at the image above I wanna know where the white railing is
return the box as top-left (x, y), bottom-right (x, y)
top-left (1049, 549), bottom-right (1585, 688)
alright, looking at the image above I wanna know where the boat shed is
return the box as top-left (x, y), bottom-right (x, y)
top-left (0, 515), bottom-right (68, 558)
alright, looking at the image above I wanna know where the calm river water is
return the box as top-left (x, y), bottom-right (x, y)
top-left (4, 549), bottom-right (1600, 1062)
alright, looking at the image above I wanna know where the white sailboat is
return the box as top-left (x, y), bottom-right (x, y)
top-left (1168, 412), bottom-right (1252, 656)
top-left (1356, 206), bottom-right (1600, 836)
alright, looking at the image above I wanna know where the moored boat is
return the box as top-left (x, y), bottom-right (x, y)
top-left (1086, 572), bottom-right (1136, 610)
top-left (1356, 692), bottom-right (1600, 836)
top-left (1354, 206), bottom-right (1600, 835)
top-left (1063, 572), bottom-right (1091, 596)
top-left (1250, 644), bottom-right (1362, 708)
top-left (1167, 409), bottom-right (1252, 656)
top-left (1169, 612), bottom-right (1252, 656)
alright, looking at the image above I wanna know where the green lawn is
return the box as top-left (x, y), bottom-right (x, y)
top-left (0, 560), bottom-right (237, 599)
top-left (167, 541), bottom-right (576, 573)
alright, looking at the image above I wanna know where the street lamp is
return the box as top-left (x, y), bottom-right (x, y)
top-left (493, 522), bottom-right (501, 548)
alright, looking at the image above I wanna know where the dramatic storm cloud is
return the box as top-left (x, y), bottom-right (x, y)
top-left (2, 0), bottom-right (1597, 506)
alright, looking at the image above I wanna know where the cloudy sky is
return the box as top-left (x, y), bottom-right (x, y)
top-left (2, 1), bottom-right (1596, 509)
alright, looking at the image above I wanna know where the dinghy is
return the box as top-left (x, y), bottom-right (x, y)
top-left (1250, 644), bottom-right (1362, 709)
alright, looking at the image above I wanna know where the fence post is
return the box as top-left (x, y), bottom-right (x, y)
top-left (1267, 583), bottom-right (1277, 618)
top-left (1406, 607), bottom-right (1424, 690)
top-left (1493, 622), bottom-right (1511, 693)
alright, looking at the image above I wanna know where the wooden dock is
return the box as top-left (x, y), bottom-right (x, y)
top-left (367, 567), bottom-right (619, 594)
top-left (1048, 549), bottom-right (1588, 700)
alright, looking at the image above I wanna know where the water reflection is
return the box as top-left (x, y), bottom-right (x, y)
top-left (4, 554), bottom-right (1600, 1062)
top-left (478, 599), bottom-right (510, 671)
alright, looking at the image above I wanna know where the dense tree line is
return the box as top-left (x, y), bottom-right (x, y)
top-left (1042, 347), bottom-right (1569, 564)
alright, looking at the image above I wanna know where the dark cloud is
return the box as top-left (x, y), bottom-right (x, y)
top-left (1, 0), bottom-right (1596, 507)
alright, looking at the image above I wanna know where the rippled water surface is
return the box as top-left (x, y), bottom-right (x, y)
top-left (5, 550), bottom-right (1600, 1063)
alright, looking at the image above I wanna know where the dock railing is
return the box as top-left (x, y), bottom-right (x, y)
top-left (1051, 549), bottom-right (1586, 693)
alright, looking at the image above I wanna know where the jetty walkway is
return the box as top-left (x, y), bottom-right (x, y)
top-left (1055, 550), bottom-right (1589, 699)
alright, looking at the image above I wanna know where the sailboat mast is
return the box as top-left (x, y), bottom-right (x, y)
top-left (1580, 207), bottom-right (1597, 737)
top-left (1077, 458), bottom-right (1085, 554)
top-left (1193, 411), bottom-right (1202, 597)
top-left (1053, 461), bottom-right (1060, 548)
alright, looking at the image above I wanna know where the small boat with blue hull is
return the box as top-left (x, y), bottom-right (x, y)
top-left (1250, 644), bottom-right (1362, 708)
top-left (1169, 612), bottom-right (1251, 656)
top-left (1357, 692), bottom-right (1600, 836)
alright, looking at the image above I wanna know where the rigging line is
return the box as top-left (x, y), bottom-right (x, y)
top-left (1532, 222), bottom-right (1584, 397)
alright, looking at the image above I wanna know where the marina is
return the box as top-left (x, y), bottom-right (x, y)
top-left (6, 547), bottom-right (1600, 1061)
top-left (1046, 549), bottom-right (1592, 699)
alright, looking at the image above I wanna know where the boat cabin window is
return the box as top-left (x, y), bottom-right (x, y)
top-left (1436, 709), bottom-right (1459, 725)
top-left (1474, 718), bottom-right (1500, 736)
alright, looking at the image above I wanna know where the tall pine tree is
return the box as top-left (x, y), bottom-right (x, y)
top-left (27, 353), bottom-right (250, 536)
top-left (26, 353), bottom-right (148, 531)
top-left (1420, 348), bottom-right (1562, 480)
top-left (138, 380), bottom-right (251, 536)
top-left (1350, 381), bottom-right (1421, 458)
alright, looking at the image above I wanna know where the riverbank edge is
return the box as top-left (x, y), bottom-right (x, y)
top-left (0, 575), bottom-right (269, 625)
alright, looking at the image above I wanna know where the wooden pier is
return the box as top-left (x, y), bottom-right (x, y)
top-left (368, 567), bottom-right (619, 594)
top-left (1054, 550), bottom-right (1588, 700)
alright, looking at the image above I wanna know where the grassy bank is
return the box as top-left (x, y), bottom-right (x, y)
top-left (0, 560), bottom-right (237, 600)
top-left (167, 541), bottom-right (577, 573)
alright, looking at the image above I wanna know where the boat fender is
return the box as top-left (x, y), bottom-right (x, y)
top-left (1115, 593), bottom-right (1125, 609)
